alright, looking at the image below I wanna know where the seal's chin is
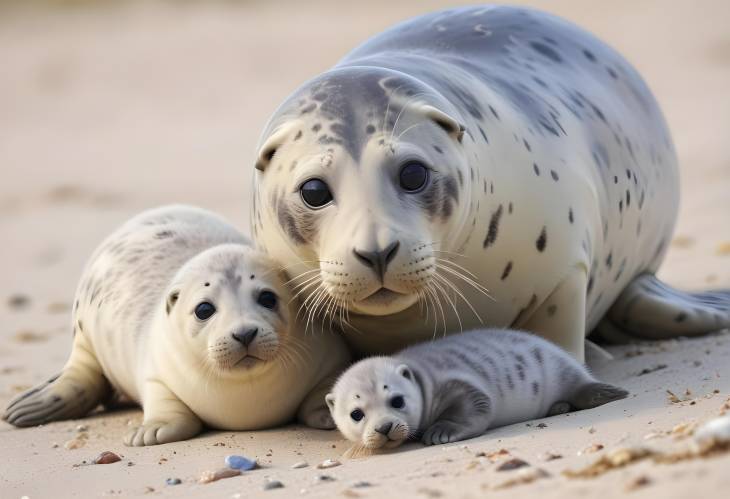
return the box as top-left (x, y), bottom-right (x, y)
top-left (233, 355), bottom-right (265, 369)
top-left (349, 288), bottom-right (418, 316)
top-left (363, 433), bottom-right (407, 450)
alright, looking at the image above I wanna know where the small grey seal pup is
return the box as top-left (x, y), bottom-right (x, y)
top-left (3, 205), bottom-right (350, 445)
top-left (326, 328), bottom-right (627, 448)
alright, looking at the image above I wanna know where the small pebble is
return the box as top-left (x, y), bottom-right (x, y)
top-left (8, 294), bottom-right (30, 310)
top-left (495, 458), bottom-right (529, 471)
top-left (166, 478), bottom-right (181, 486)
top-left (76, 424), bottom-right (89, 432)
top-left (225, 454), bottom-right (257, 471)
top-left (538, 452), bottom-right (563, 462)
top-left (199, 468), bottom-right (242, 484)
top-left (291, 461), bottom-right (309, 469)
top-left (316, 459), bottom-right (341, 469)
top-left (93, 451), bottom-right (121, 464)
top-left (694, 414), bottom-right (730, 449)
top-left (263, 480), bottom-right (284, 490)
top-left (351, 481), bottom-right (372, 488)
top-left (314, 474), bottom-right (335, 482)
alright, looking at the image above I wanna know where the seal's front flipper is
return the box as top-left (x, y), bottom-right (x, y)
top-left (125, 379), bottom-right (201, 446)
top-left (3, 334), bottom-right (109, 427)
top-left (570, 382), bottom-right (628, 410)
top-left (598, 274), bottom-right (730, 341)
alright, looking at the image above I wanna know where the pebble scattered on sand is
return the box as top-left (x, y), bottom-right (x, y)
top-left (314, 474), bottom-right (335, 482)
top-left (351, 481), bottom-right (372, 488)
top-left (291, 461), bottom-right (308, 469)
top-left (693, 414), bottom-right (730, 450)
top-left (625, 475), bottom-right (652, 491)
top-left (199, 468), bottom-right (241, 484)
top-left (579, 443), bottom-right (604, 455)
top-left (166, 478), bottom-right (181, 486)
top-left (316, 459), bottom-right (341, 469)
top-left (538, 452), bottom-right (563, 462)
top-left (7, 294), bottom-right (30, 310)
top-left (564, 447), bottom-right (655, 478)
top-left (93, 451), bottom-right (121, 464)
top-left (64, 437), bottom-right (86, 450)
top-left (225, 455), bottom-right (257, 471)
top-left (495, 458), bottom-right (529, 471)
top-left (263, 479), bottom-right (284, 490)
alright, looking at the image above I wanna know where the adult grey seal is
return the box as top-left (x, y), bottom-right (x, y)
top-left (250, 5), bottom-right (729, 360)
top-left (3, 205), bottom-right (350, 445)
top-left (326, 328), bottom-right (627, 448)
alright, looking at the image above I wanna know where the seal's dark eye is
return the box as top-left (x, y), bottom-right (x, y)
top-left (194, 302), bottom-right (216, 321)
top-left (399, 162), bottom-right (429, 192)
top-left (257, 290), bottom-right (278, 310)
top-left (350, 409), bottom-right (365, 422)
top-left (390, 395), bottom-right (405, 409)
top-left (300, 178), bottom-right (333, 208)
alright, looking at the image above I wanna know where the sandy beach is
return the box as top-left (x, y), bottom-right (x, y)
top-left (1, 0), bottom-right (729, 497)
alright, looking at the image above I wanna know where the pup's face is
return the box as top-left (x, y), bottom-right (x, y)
top-left (326, 358), bottom-right (422, 449)
top-left (166, 244), bottom-right (293, 375)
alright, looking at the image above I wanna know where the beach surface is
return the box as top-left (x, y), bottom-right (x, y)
top-left (1, 1), bottom-right (729, 497)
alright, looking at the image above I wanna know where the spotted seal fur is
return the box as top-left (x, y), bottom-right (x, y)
top-left (326, 328), bottom-right (627, 448)
top-left (250, 6), bottom-right (729, 360)
top-left (3, 205), bottom-right (350, 445)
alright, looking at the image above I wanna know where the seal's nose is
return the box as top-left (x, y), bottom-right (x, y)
top-left (374, 421), bottom-right (393, 436)
top-left (353, 241), bottom-right (400, 281)
top-left (232, 328), bottom-right (258, 347)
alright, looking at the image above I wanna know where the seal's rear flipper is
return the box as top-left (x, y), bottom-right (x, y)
top-left (596, 274), bottom-right (730, 342)
top-left (570, 382), bottom-right (629, 410)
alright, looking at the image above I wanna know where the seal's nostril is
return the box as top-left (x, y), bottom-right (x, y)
top-left (375, 421), bottom-right (393, 435)
top-left (232, 328), bottom-right (258, 347)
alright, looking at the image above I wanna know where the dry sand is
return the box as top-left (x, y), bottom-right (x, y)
top-left (0, 1), bottom-right (729, 497)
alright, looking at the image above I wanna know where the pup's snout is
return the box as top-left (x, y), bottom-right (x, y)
top-left (232, 327), bottom-right (258, 347)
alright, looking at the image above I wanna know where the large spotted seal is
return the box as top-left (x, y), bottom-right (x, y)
top-left (251, 5), bottom-right (729, 361)
top-left (326, 328), bottom-right (627, 448)
top-left (3, 206), bottom-right (349, 445)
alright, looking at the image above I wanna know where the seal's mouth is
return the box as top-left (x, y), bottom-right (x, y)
top-left (358, 288), bottom-right (406, 306)
top-left (233, 355), bottom-right (265, 369)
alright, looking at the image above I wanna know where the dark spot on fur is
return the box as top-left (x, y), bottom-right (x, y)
top-left (583, 49), bottom-right (596, 62)
top-left (483, 204), bottom-right (504, 249)
top-left (536, 226), bottom-right (547, 252)
top-left (433, 145), bottom-right (443, 154)
top-left (550, 170), bottom-right (559, 181)
top-left (532, 382), bottom-right (540, 396)
top-left (508, 202), bottom-right (513, 214)
top-left (156, 230), bottom-right (174, 239)
top-left (311, 123), bottom-right (322, 132)
top-left (294, 130), bottom-right (303, 141)
top-left (501, 261), bottom-right (513, 280)
top-left (489, 105), bottom-right (500, 120)
top-left (478, 126), bottom-right (489, 143)
top-left (606, 252), bottom-right (613, 269)
top-left (365, 124), bottom-right (375, 134)
top-left (626, 190), bottom-right (631, 207)
top-left (547, 304), bottom-right (557, 316)
top-left (300, 103), bottom-right (316, 114)
top-left (530, 41), bottom-right (563, 63)
top-left (569, 207), bottom-right (574, 224)
top-left (523, 139), bottom-right (531, 152)
top-left (533, 163), bottom-right (540, 176)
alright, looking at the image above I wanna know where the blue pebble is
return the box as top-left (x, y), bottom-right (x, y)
top-left (225, 455), bottom-right (257, 471)
top-left (166, 478), bottom-right (181, 486)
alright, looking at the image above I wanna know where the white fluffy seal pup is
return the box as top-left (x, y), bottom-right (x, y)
top-left (326, 329), bottom-right (627, 448)
top-left (3, 205), bottom-right (350, 445)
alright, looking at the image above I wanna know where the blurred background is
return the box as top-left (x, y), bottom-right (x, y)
top-left (0, 0), bottom-right (728, 383)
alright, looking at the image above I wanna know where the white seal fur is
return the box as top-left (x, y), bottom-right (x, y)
top-left (326, 328), bottom-right (627, 448)
top-left (3, 205), bottom-right (350, 445)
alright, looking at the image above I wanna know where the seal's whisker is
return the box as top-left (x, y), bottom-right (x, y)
top-left (431, 277), bottom-right (463, 335)
top-left (433, 269), bottom-right (484, 324)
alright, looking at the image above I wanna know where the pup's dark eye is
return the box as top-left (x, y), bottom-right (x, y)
top-left (194, 302), bottom-right (216, 321)
top-left (350, 409), bottom-right (365, 422)
top-left (300, 178), bottom-right (333, 208)
top-left (257, 291), bottom-right (278, 310)
top-left (399, 162), bottom-right (429, 192)
top-left (390, 395), bottom-right (405, 409)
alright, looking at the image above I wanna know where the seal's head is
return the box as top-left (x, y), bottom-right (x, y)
top-left (326, 357), bottom-right (422, 449)
top-left (164, 244), bottom-right (293, 374)
top-left (252, 66), bottom-right (472, 319)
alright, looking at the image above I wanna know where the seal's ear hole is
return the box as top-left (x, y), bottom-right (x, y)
top-left (420, 105), bottom-right (465, 143)
top-left (255, 124), bottom-right (294, 171)
top-left (396, 364), bottom-right (412, 380)
top-left (325, 393), bottom-right (336, 411)
top-left (166, 290), bottom-right (180, 315)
